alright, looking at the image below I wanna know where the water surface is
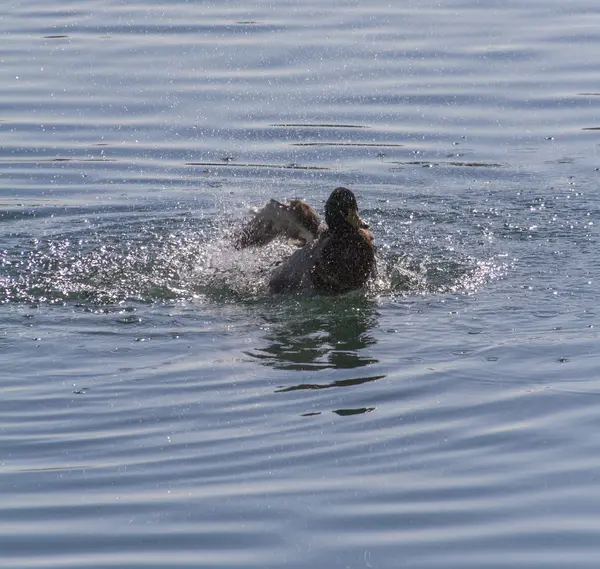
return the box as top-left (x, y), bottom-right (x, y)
top-left (2, 1), bottom-right (600, 567)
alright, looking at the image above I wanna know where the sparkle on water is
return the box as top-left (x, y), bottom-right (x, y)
top-left (0, 207), bottom-right (506, 306)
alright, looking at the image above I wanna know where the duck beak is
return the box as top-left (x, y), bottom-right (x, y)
top-left (347, 208), bottom-right (369, 230)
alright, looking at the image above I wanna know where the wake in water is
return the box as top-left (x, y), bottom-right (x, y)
top-left (0, 209), bottom-right (506, 306)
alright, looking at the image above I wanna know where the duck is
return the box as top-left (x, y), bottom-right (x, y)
top-left (235, 187), bottom-right (376, 294)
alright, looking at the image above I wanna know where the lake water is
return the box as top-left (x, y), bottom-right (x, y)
top-left (2, 0), bottom-right (600, 567)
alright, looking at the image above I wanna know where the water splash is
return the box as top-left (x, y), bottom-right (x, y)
top-left (371, 250), bottom-right (508, 298)
top-left (0, 214), bottom-right (504, 306)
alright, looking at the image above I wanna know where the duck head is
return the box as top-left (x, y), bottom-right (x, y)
top-left (324, 187), bottom-right (369, 232)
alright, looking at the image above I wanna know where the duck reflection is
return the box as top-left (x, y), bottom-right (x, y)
top-left (246, 295), bottom-right (381, 377)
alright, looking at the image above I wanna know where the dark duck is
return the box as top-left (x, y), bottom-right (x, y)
top-left (235, 187), bottom-right (376, 294)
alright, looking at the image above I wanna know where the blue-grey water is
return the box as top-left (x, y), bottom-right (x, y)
top-left (2, 1), bottom-right (600, 567)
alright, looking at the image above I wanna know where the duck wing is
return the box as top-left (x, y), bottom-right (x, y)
top-left (234, 199), bottom-right (321, 249)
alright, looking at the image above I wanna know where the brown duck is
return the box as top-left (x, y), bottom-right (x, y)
top-left (235, 187), bottom-right (376, 294)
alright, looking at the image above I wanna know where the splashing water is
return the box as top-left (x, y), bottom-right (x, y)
top-left (0, 212), bottom-right (506, 306)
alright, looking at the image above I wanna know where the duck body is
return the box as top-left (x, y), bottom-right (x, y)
top-left (308, 224), bottom-right (375, 294)
top-left (237, 187), bottom-right (376, 294)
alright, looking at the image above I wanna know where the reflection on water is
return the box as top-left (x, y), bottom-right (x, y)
top-left (277, 375), bottom-right (385, 393)
top-left (247, 296), bottom-right (380, 372)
